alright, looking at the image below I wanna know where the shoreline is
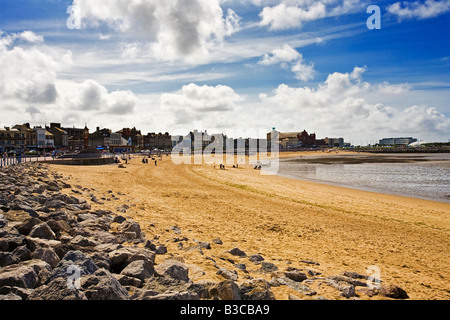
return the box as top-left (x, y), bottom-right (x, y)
top-left (276, 151), bottom-right (450, 204)
top-left (276, 171), bottom-right (450, 205)
top-left (47, 153), bottom-right (450, 300)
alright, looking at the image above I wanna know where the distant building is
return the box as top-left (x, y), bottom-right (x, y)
top-left (0, 126), bottom-right (26, 152)
top-left (46, 123), bottom-right (68, 150)
top-left (62, 125), bottom-right (89, 152)
top-left (324, 137), bottom-right (345, 148)
top-left (89, 127), bottom-right (123, 150)
top-left (379, 137), bottom-right (417, 146)
top-left (267, 130), bottom-right (317, 148)
top-left (34, 127), bottom-right (55, 150)
top-left (13, 124), bottom-right (36, 149)
top-left (117, 127), bottom-right (144, 150)
top-left (144, 132), bottom-right (172, 150)
top-left (268, 129), bottom-right (346, 149)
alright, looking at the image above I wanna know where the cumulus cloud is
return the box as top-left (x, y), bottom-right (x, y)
top-left (259, 67), bottom-right (450, 141)
top-left (387, 0), bottom-right (450, 20)
top-left (161, 83), bottom-right (244, 125)
top-left (260, 2), bottom-right (326, 30)
top-left (259, 44), bottom-right (315, 81)
top-left (259, 44), bottom-right (302, 65)
top-left (70, 0), bottom-right (241, 61)
top-left (0, 32), bottom-right (63, 105)
top-left (0, 30), bottom-right (138, 125)
top-left (258, 0), bottom-right (367, 30)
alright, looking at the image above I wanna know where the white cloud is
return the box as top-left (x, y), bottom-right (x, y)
top-left (258, 67), bottom-right (450, 141)
top-left (259, 43), bottom-right (302, 65)
top-left (258, 0), bottom-right (367, 30)
top-left (259, 2), bottom-right (326, 30)
top-left (161, 83), bottom-right (245, 126)
top-left (259, 44), bottom-right (315, 81)
top-left (71, 0), bottom-right (241, 62)
top-left (387, 0), bottom-right (450, 20)
top-left (291, 60), bottom-right (315, 81)
top-left (0, 30), bottom-right (138, 126)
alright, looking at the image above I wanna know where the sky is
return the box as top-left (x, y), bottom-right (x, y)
top-left (0, 0), bottom-right (449, 145)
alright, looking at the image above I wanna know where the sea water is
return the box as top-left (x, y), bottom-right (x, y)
top-left (278, 153), bottom-right (450, 203)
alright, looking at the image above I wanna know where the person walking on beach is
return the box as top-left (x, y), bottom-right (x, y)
top-left (155, 160), bottom-right (157, 166)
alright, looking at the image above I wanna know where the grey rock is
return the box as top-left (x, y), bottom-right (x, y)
top-left (77, 213), bottom-right (98, 222)
top-left (120, 260), bottom-right (154, 282)
top-left (113, 215), bottom-right (127, 224)
top-left (328, 275), bottom-right (367, 287)
top-left (69, 235), bottom-right (98, 248)
top-left (109, 247), bottom-right (155, 274)
top-left (116, 204), bottom-right (129, 213)
top-left (228, 247), bottom-right (246, 257)
top-left (81, 269), bottom-right (129, 300)
top-left (0, 286), bottom-right (34, 300)
top-left (235, 263), bottom-right (246, 270)
top-left (240, 278), bottom-right (275, 300)
top-left (117, 220), bottom-right (142, 239)
top-left (260, 262), bottom-right (278, 273)
top-left (0, 293), bottom-right (22, 300)
top-left (46, 182), bottom-right (61, 192)
top-left (27, 277), bottom-right (87, 300)
top-left (249, 254), bottom-right (264, 263)
top-left (17, 218), bottom-right (43, 236)
top-left (214, 280), bottom-right (242, 300)
top-left (285, 270), bottom-right (308, 282)
top-left (0, 260), bottom-right (51, 289)
top-left (31, 247), bottom-right (60, 268)
top-left (48, 250), bottom-right (98, 282)
top-left (170, 225), bottom-right (181, 234)
top-left (12, 245), bottom-right (32, 261)
top-left (143, 240), bottom-right (156, 251)
top-left (113, 274), bottom-right (142, 288)
top-left (88, 252), bottom-right (112, 271)
top-left (0, 213), bottom-right (8, 228)
top-left (217, 267), bottom-right (238, 281)
top-left (29, 223), bottom-right (56, 240)
top-left (327, 279), bottom-right (356, 298)
top-left (155, 245), bottom-right (167, 255)
top-left (274, 276), bottom-right (317, 296)
top-left (0, 252), bottom-right (19, 267)
top-left (379, 285), bottom-right (409, 299)
top-left (24, 237), bottom-right (61, 252)
top-left (155, 259), bottom-right (189, 281)
top-left (193, 239), bottom-right (211, 249)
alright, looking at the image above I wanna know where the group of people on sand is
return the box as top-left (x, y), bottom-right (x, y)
top-left (218, 163), bottom-right (241, 170)
top-left (142, 157), bottom-right (158, 166)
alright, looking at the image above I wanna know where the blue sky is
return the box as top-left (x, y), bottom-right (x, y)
top-left (0, 0), bottom-right (449, 144)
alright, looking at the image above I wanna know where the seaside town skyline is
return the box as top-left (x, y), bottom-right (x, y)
top-left (1, 120), bottom-right (428, 154)
top-left (0, 1), bottom-right (449, 146)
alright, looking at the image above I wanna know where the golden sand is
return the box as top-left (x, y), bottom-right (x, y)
top-left (50, 152), bottom-right (450, 300)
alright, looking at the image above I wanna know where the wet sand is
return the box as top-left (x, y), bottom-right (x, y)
top-left (50, 152), bottom-right (450, 300)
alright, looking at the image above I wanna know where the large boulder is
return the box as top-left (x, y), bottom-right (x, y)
top-left (120, 260), bottom-right (154, 282)
top-left (27, 277), bottom-right (87, 300)
top-left (240, 278), bottom-right (275, 300)
top-left (379, 285), bottom-right (409, 299)
top-left (29, 223), bottom-right (56, 240)
top-left (48, 250), bottom-right (98, 283)
top-left (155, 259), bottom-right (189, 282)
top-left (81, 269), bottom-right (129, 300)
top-left (0, 260), bottom-right (51, 289)
top-left (31, 247), bottom-right (60, 268)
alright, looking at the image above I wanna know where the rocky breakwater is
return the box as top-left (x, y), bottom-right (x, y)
top-left (0, 163), bottom-right (409, 300)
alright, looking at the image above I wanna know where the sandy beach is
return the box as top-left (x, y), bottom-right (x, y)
top-left (50, 151), bottom-right (450, 300)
